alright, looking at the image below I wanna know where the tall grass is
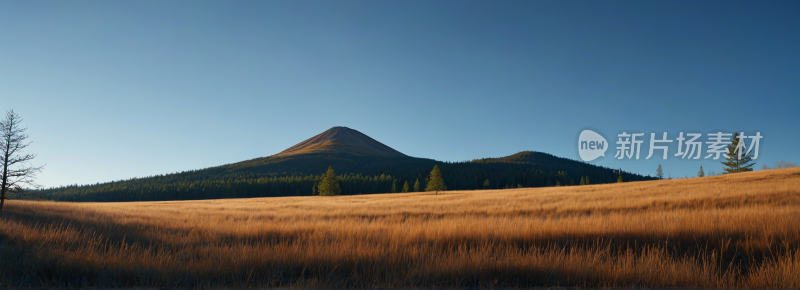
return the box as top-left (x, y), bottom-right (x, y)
top-left (1, 168), bottom-right (800, 288)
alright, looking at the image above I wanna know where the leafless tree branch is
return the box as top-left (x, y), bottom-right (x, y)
top-left (1, 110), bottom-right (44, 211)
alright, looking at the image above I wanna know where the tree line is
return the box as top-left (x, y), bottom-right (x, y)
top-left (38, 153), bottom-right (652, 202)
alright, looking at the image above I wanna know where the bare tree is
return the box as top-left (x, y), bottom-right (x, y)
top-left (761, 160), bottom-right (799, 170)
top-left (1, 110), bottom-right (43, 211)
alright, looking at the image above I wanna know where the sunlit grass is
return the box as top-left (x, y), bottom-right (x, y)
top-left (1, 168), bottom-right (799, 288)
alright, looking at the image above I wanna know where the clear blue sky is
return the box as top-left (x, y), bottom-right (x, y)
top-left (2, 1), bottom-right (798, 188)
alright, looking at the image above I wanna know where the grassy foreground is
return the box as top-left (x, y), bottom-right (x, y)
top-left (1, 168), bottom-right (800, 288)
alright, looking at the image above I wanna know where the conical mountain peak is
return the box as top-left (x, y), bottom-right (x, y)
top-left (275, 127), bottom-right (407, 157)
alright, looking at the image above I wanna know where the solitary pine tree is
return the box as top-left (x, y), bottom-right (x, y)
top-left (617, 174), bottom-right (623, 183)
top-left (425, 165), bottom-right (446, 195)
top-left (580, 176), bottom-right (585, 185)
top-left (391, 179), bottom-right (397, 193)
top-left (585, 176), bottom-right (590, 185)
top-left (483, 179), bottom-right (490, 189)
top-left (722, 132), bottom-right (755, 174)
top-left (413, 178), bottom-right (420, 192)
top-left (656, 165), bottom-right (664, 180)
top-left (402, 181), bottom-right (409, 193)
top-left (698, 166), bottom-right (705, 177)
top-left (318, 166), bottom-right (341, 196)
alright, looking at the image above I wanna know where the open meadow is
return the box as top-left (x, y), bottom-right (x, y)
top-left (2, 168), bottom-right (800, 288)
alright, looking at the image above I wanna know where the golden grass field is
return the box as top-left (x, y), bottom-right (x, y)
top-left (2, 168), bottom-right (800, 288)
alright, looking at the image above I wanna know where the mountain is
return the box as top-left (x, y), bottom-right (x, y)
top-left (275, 127), bottom-right (406, 157)
top-left (36, 127), bottom-right (655, 202)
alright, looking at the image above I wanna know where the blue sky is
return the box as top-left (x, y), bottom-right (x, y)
top-left (2, 1), bottom-right (798, 188)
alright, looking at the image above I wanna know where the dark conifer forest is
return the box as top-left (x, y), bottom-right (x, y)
top-left (37, 151), bottom-right (653, 202)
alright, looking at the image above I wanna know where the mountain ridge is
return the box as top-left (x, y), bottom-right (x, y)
top-left (36, 127), bottom-right (655, 202)
top-left (275, 127), bottom-right (407, 157)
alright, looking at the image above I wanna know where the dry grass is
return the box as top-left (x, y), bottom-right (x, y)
top-left (2, 168), bottom-right (800, 288)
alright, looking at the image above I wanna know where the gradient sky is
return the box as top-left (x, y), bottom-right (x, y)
top-left (2, 1), bottom-right (798, 188)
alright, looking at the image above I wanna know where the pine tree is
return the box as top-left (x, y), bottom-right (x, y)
top-left (722, 132), bottom-right (755, 174)
top-left (555, 181), bottom-right (561, 187)
top-left (698, 166), bottom-right (705, 177)
top-left (425, 165), bottom-right (446, 195)
top-left (391, 179), bottom-right (397, 193)
top-left (617, 174), bottom-right (623, 183)
top-left (579, 176), bottom-right (585, 185)
top-left (311, 183), bottom-right (317, 195)
top-left (413, 178), bottom-right (420, 192)
top-left (483, 179), bottom-right (490, 189)
top-left (318, 166), bottom-right (341, 196)
top-left (402, 181), bottom-right (409, 193)
top-left (656, 165), bottom-right (663, 179)
top-left (585, 176), bottom-right (590, 185)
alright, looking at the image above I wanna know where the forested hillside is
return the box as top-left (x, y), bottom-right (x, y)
top-left (36, 151), bottom-right (653, 202)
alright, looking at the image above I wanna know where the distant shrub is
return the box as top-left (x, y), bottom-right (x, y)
top-left (761, 160), bottom-right (799, 170)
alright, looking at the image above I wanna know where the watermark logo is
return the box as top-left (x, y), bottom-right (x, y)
top-left (576, 129), bottom-right (763, 162)
top-left (578, 130), bottom-right (608, 162)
